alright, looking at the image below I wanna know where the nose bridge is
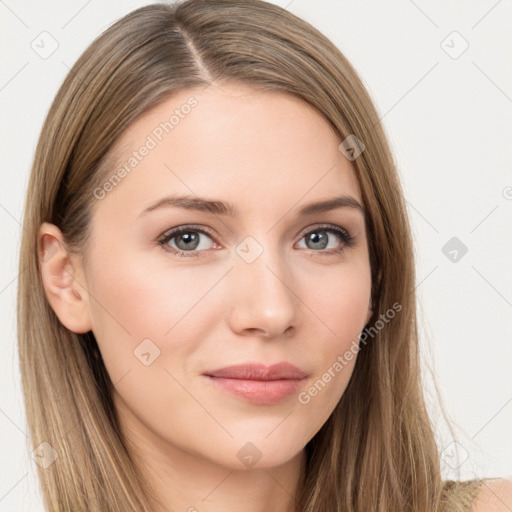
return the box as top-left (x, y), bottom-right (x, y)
top-left (228, 234), bottom-right (300, 337)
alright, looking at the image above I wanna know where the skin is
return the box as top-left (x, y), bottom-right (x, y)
top-left (39, 82), bottom-right (374, 512)
top-left (472, 478), bottom-right (512, 512)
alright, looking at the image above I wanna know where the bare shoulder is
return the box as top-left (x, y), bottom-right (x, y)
top-left (472, 476), bottom-right (512, 512)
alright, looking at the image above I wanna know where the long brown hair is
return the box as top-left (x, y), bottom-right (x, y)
top-left (18, 1), bottom-right (451, 510)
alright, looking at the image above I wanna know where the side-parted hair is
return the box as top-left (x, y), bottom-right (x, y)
top-left (18, 1), bottom-right (455, 510)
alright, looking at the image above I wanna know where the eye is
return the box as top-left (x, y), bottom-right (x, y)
top-left (296, 224), bottom-right (355, 255)
top-left (157, 225), bottom-right (218, 258)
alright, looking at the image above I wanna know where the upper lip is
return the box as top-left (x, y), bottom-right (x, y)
top-left (203, 363), bottom-right (307, 381)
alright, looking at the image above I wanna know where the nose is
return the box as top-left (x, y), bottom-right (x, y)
top-left (227, 245), bottom-right (301, 339)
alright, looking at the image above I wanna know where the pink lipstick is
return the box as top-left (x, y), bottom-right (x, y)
top-left (203, 363), bottom-right (307, 405)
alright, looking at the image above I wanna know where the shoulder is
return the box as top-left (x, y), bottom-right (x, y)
top-left (471, 476), bottom-right (512, 512)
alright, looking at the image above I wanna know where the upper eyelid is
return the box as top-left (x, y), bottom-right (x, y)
top-left (159, 224), bottom-right (215, 241)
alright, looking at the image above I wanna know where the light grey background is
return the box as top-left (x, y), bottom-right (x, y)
top-left (1, 1), bottom-right (511, 510)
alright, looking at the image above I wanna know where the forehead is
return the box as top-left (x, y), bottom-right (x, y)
top-left (92, 82), bottom-right (362, 223)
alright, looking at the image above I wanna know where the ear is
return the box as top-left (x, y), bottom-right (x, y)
top-left (38, 222), bottom-right (92, 334)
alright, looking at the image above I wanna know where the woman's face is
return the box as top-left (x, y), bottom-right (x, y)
top-left (69, 82), bottom-right (372, 470)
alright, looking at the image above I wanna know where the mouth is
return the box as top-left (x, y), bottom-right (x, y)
top-left (202, 362), bottom-right (308, 405)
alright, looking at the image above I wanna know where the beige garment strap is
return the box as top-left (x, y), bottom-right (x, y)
top-left (440, 479), bottom-right (485, 512)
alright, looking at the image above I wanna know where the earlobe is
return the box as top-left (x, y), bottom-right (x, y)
top-left (38, 222), bottom-right (92, 334)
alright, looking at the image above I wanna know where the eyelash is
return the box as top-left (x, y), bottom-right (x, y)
top-left (156, 224), bottom-right (355, 259)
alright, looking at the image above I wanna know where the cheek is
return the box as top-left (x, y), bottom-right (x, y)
top-left (304, 257), bottom-right (372, 339)
top-left (85, 248), bottom-right (217, 375)
top-left (85, 251), bottom-right (218, 441)
top-left (294, 260), bottom-right (371, 411)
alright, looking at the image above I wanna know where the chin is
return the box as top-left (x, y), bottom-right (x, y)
top-left (219, 438), bottom-right (306, 471)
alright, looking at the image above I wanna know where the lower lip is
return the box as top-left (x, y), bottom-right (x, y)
top-left (205, 376), bottom-right (304, 404)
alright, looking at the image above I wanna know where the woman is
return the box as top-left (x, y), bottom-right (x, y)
top-left (17, 1), bottom-right (511, 510)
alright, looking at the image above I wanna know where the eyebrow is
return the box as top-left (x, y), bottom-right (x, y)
top-left (137, 194), bottom-right (365, 219)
